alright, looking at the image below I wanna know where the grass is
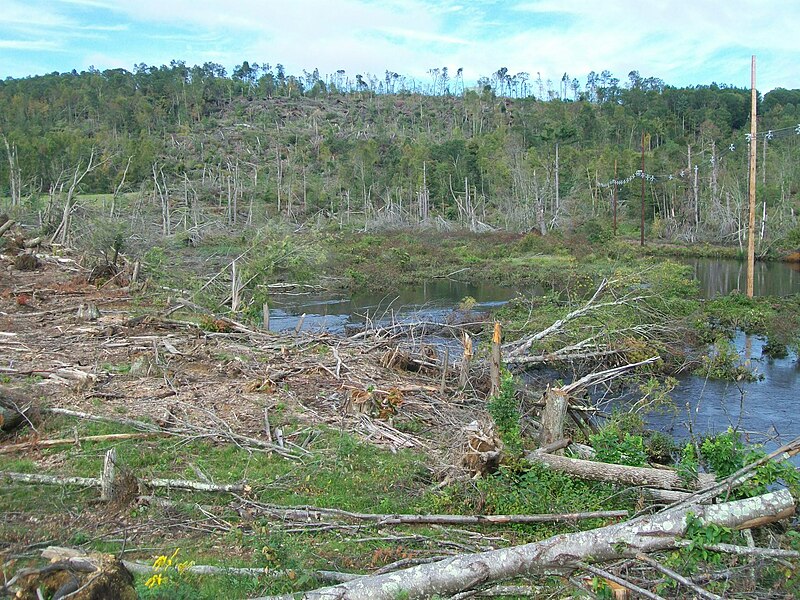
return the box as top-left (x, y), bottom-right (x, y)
top-left (0, 415), bottom-right (445, 598)
top-left (0, 401), bottom-right (637, 599)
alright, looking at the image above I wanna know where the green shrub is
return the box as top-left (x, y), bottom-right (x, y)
top-left (693, 337), bottom-right (760, 382)
top-left (590, 425), bottom-right (649, 467)
top-left (486, 371), bottom-right (522, 457)
top-left (580, 218), bottom-right (613, 245)
top-left (699, 429), bottom-right (800, 498)
top-left (677, 442), bottom-right (699, 487)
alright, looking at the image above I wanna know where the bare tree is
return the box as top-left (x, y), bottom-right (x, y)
top-left (110, 155), bottom-right (133, 218)
top-left (50, 149), bottom-right (107, 245)
top-left (2, 134), bottom-right (21, 208)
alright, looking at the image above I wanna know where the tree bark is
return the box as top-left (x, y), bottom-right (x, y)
top-left (239, 501), bottom-right (628, 526)
top-left (100, 448), bottom-right (117, 502)
top-left (0, 432), bottom-right (164, 453)
top-left (0, 471), bottom-right (245, 493)
top-left (538, 388), bottom-right (568, 448)
top-left (527, 452), bottom-right (716, 490)
top-left (0, 218), bottom-right (15, 238)
top-left (252, 490), bottom-right (793, 600)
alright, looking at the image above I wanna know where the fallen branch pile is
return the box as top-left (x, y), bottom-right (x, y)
top-left (253, 490), bottom-right (794, 600)
top-left (250, 435), bottom-right (800, 599)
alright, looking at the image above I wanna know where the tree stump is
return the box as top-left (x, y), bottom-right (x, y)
top-left (538, 387), bottom-right (568, 450)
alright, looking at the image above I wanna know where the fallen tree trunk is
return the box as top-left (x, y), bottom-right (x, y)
top-left (122, 559), bottom-right (355, 583)
top-left (37, 545), bottom-right (356, 585)
top-left (238, 500), bottom-right (628, 526)
top-left (253, 489), bottom-right (794, 600)
top-left (527, 451), bottom-right (716, 490)
top-left (0, 432), bottom-right (165, 453)
top-left (0, 471), bottom-right (245, 493)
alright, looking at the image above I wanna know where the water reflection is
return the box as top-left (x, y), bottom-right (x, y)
top-left (684, 258), bottom-right (800, 298)
top-left (266, 280), bottom-right (519, 333)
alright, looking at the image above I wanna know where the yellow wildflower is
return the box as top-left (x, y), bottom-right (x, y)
top-left (144, 573), bottom-right (167, 588)
top-left (177, 560), bottom-right (195, 574)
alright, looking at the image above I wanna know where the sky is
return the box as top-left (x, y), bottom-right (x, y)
top-left (1, 0), bottom-right (798, 92)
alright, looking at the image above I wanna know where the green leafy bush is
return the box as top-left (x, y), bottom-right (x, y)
top-left (590, 425), bottom-right (649, 467)
top-left (693, 337), bottom-right (760, 382)
top-left (486, 371), bottom-right (522, 457)
top-left (676, 442), bottom-right (699, 487)
top-left (699, 429), bottom-right (800, 498)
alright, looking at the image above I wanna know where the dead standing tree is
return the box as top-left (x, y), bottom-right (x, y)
top-left (49, 149), bottom-right (109, 246)
top-left (152, 163), bottom-right (172, 236)
top-left (2, 133), bottom-right (22, 208)
top-left (109, 155), bottom-right (133, 218)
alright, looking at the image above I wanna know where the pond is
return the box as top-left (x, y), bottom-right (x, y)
top-left (684, 257), bottom-right (800, 298)
top-left (631, 332), bottom-right (800, 451)
top-left (265, 280), bottom-right (519, 334)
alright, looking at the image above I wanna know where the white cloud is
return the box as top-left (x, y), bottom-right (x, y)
top-left (0, 39), bottom-right (61, 50)
top-left (509, 0), bottom-right (800, 88)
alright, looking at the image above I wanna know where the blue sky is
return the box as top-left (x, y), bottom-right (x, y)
top-left (1, 0), bottom-right (798, 91)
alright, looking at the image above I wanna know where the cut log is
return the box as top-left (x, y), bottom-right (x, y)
top-left (527, 451), bottom-right (716, 490)
top-left (252, 489), bottom-right (794, 600)
top-left (0, 218), bottom-right (14, 237)
top-left (0, 432), bottom-right (165, 453)
top-left (242, 502), bottom-right (628, 526)
top-left (38, 547), bottom-right (355, 584)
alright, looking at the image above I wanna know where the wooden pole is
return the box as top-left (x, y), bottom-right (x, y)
top-left (640, 131), bottom-right (646, 246)
top-left (612, 159), bottom-right (618, 236)
top-left (747, 56), bottom-right (758, 298)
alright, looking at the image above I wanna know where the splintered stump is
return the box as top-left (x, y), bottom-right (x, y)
top-left (489, 322), bottom-right (502, 396)
top-left (459, 332), bottom-right (473, 389)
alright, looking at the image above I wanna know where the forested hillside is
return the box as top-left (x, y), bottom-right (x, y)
top-left (1, 62), bottom-right (800, 249)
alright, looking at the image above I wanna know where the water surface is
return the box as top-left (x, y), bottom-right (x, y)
top-left (641, 332), bottom-right (800, 449)
top-left (266, 280), bottom-right (518, 334)
top-left (266, 259), bottom-right (799, 444)
top-left (684, 258), bottom-right (800, 298)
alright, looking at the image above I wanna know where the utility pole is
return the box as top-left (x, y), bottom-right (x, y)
top-left (613, 159), bottom-right (618, 236)
top-left (747, 56), bottom-right (757, 298)
top-left (640, 131), bottom-right (646, 246)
